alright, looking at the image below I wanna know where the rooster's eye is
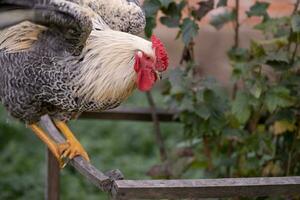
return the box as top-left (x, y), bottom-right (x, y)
top-left (146, 55), bottom-right (154, 61)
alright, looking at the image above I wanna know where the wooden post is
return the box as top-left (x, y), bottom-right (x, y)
top-left (46, 148), bottom-right (60, 200)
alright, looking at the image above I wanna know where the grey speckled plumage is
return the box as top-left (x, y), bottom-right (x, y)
top-left (0, 0), bottom-right (146, 123)
top-left (86, 0), bottom-right (145, 34)
top-left (0, 0), bottom-right (145, 35)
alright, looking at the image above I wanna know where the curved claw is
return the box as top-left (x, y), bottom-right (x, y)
top-left (58, 140), bottom-right (90, 164)
top-left (59, 155), bottom-right (70, 169)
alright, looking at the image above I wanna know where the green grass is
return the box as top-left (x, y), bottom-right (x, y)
top-left (0, 90), bottom-right (182, 199)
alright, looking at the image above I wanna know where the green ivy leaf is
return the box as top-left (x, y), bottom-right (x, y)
top-left (168, 68), bottom-right (185, 96)
top-left (178, 0), bottom-right (186, 11)
top-left (192, 0), bottom-right (214, 21)
top-left (232, 62), bottom-right (249, 80)
top-left (145, 17), bottom-right (157, 38)
top-left (257, 37), bottom-right (289, 49)
top-left (266, 60), bottom-right (290, 70)
top-left (162, 2), bottom-right (177, 15)
top-left (266, 51), bottom-right (290, 70)
top-left (217, 0), bottom-right (228, 7)
top-left (195, 104), bottom-right (211, 120)
top-left (272, 109), bottom-right (295, 123)
top-left (144, 0), bottom-right (161, 17)
top-left (246, 2), bottom-right (269, 18)
top-left (180, 18), bottom-right (199, 45)
top-left (210, 10), bottom-right (235, 30)
top-left (159, 0), bottom-right (172, 7)
top-left (265, 87), bottom-right (295, 113)
top-left (250, 82), bottom-right (263, 99)
top-left (254, 17), bottom-right (290, 37)
top-left (228, 48), bottom-right (249, 62)
top-left (250, 41), bottom-right (266, 58)
top-left (232, 91), bottom-right (251, 124)
top-left (160, 2), bottom-right (185, 28)
top-left (291, 14), bottom-right (300, 33)
top-left (273, 120), bottom-right (296, 135)
top-left (179, 96), bottom-right (194, 111)
top-left (289, 32), bottom-right (300, 43)
top-left (160, 16), bottom-right (180, 27)
top-left (161, 1), bottom-right (186, 16)
top-left (223, 128), bottom-right (245, 141)
top-left (202, 88), bottom-right (229, 115)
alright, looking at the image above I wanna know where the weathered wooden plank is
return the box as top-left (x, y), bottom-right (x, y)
top-left (112, 177), bottom-right (300, 199)
top-left (45, 149), bottom-right (60, 200)
top-left (41, 114), bottom-right (300, 200)
top-left (80, 107), bottom-right (178, 122)
top-left (40, 115), bottom-right (124, 192)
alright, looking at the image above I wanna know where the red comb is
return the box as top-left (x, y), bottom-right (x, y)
top-left (151, 35), bottom-right (169, 72)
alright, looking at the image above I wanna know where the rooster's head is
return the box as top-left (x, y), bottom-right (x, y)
top-left (134, 35), bottom-right (169, 92)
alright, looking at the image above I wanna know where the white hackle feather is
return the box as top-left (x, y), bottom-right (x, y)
top-left (74, 29), bottom-right (155, 103)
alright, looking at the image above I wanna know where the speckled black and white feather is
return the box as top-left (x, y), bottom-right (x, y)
top-left (0, 0), bottom-right (146, 34)
top-left (0, 25), bottom-right (119, 123)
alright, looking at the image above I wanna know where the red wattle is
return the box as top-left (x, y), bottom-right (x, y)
top-left (137, 68), bottom-right (157, 91)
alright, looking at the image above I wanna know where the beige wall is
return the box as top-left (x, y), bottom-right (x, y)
top-left (151, 0), bottom-right (295, 86)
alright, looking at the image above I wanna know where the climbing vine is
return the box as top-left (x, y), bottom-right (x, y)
top-left (144, 0), bottom-right (300, 179)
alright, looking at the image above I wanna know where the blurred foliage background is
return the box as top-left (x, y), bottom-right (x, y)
top-left (1, 0), bottom-right (300, 199)
top-left (0, 91), bottom-right (182, 199)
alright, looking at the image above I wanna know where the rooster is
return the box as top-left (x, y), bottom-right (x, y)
top-left (0, 0), bottom-right (168, 168)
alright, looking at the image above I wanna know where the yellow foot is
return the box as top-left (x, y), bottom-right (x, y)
top-left (29, 124), bottom-right (70, 168)
top-left (54, 120), bottom-right (90, 163)
top-left (45, 142), bottom-right (72, 169)
top-left (58, 139), bottom-right (90, 162)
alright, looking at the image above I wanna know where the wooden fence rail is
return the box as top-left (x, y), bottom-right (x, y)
top-left (80, 107), bottom-right (178, 122)
top-left (112, 177), bottom-right (300, 199)
top-left (40, 109), bottom-right (300, 200)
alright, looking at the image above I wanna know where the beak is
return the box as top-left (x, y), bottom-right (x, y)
top-left (155, 70), bottom-right (162, 80)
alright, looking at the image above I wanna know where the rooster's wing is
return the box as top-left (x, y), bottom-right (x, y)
top-left (0, 0), bottom-right (96, 54)
top-left (0, 0), bottom-right (146, 35)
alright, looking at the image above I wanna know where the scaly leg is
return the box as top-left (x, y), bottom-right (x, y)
top-left (54, 120), bottom-right (90, 162)
top-left (29, 124), bottom-right (70, 168)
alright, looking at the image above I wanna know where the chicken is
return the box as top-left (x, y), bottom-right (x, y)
top-left (0, 0), bottom-right (168, 168)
